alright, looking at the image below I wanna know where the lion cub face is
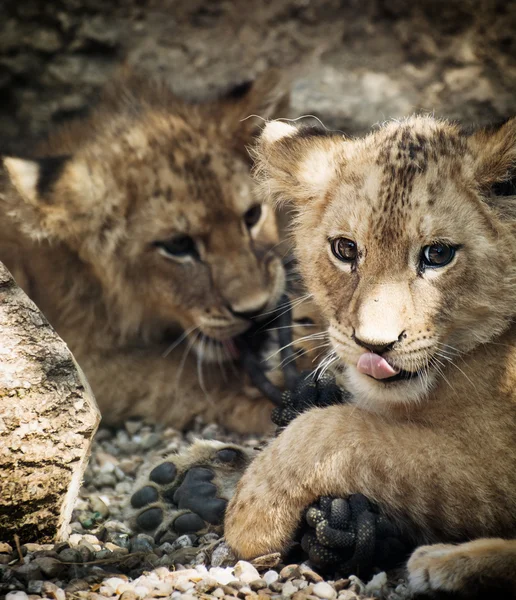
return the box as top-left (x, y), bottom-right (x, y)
top-left (2, 72), bottom-right (288, 360)
top-left (254, 117), bottom-right (516, 407)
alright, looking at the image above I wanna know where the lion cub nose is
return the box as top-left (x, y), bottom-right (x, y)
top-left (353, 331), bottom-right (405, 355)
top-left (230, 292), bottom-right (269, 321)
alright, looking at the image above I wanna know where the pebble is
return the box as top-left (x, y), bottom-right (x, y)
top-left (6, 593), bottom-right (29, 600)
top-left (263, 570), bottom-right (279, 585)
top-left (313, 582), bottom-right (337, 599)
top-left (234, 560), bottom-right (260, 583)
top-left (129, 534), bottom-right (155, 553)
top-left (280, 564), bottom-right (301, 580)
top-left (282, 581), bottom-right (298, 597)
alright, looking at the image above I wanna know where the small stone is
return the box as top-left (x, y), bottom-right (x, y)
top-left (6, 593), bottom-right (29, 600)
top-left (33, 556), bottom-right (65, 578)
top-left (141, 432), bottom-right (161, 449)
top-left (90, 496), bottom-right (110, 518)
top-left (42, 581), bottom-right (66, 600)
top-left (58, 548), bottom-right (82, 563)
top-left (333, 580), bottom-right (350, 592)
top-left (119, 593), bottom-right (138, 600)
top-left (234, 560), bottom-right (260, 583)
top-left (15, 562), bottom-right (43, 583)
top-left (27, 581), bottom-right (43, 594)
top-left (125, 419), bottom-right (142, 435)
top-left (195, 577), bottom-right (219, 593)
top-left (171, 534), bottom-right (195, 551)
top-left (263, 570), bottom-right (279, 585)
top-left (282, 581), bottom-right (298, 597)
top-left (313, 582), bottom-right (337, 599)
top-left (209, 567), bottom-right (238, 586)
top-left (299, 565), bottom-right (323, 583)
top-left (213, 589), bottom-right (225, 598)
top-left (280, 565), bottom-right (301, 580)
top-left (129, 533), bottom-right (155, 553)
top-left (250, 579), bottom-right (267, 590)
top-left (22, 543), bottom-right (44, 553)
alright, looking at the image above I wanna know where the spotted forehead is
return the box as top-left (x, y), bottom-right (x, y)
top-left (101, 117), bottom-right (253, 227)
top-left (356, 123), bottom-right (469, 242)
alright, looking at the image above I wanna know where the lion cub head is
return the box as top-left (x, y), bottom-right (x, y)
top-left (2, 71), bottom-right (288, 360)
top-left (253, 116), bottom-right (516, 408)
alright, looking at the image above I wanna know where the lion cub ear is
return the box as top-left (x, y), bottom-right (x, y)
top-left (218, 69), bottom-right (291, 154)
top-left (2, 155), bottom-right (84, 241)
top-left (4, 156), bottom-right (70, 206)
top-left (252, 121), bottom-right (346, 208)
top-left (466, 117), bottom-right (516, 190)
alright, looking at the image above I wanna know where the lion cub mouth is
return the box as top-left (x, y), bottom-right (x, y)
top-left (356, 352), bottom-right (420, 383)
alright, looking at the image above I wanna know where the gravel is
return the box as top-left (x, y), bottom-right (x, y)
top-left (0, 418), bottom-right (412, 600)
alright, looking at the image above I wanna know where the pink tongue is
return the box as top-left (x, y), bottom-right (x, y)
top-left (356, 353), bottom-right (399, 380)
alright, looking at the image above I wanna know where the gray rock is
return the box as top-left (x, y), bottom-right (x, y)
top-left (129, 534), bottom-right (156, 553)
top-left (58, 548), bottom-right (82, 563)
top-left (33, 556), bottom-right (66, 578)
top-left (14, 562), bottom-right (43, 583)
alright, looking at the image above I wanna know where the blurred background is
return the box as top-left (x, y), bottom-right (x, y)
top-left (1, 0), bottom-right (516, 149)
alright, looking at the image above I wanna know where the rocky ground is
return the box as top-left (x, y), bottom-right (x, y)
top-left (1, 419), bottom-right (411, 600)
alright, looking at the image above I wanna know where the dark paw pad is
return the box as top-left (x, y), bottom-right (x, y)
top-left (173, 467), bottom-right (227, 525)
top-left (149, 461), bottom-right (177, 484)
top-left (136, 507), bottom-right (163, 531)
top-left (131, 485), bottom-right (159, 509)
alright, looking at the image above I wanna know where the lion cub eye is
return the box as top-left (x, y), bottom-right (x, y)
top-left (330, 237), bottom-right (358, 263)
top-left (421, 243), bottom-right (456, 268)
top-left (154, 235), bottom-right (198, 259)
top-left (244, 204), bottom-right (262, 229)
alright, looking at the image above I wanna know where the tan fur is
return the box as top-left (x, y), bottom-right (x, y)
top-left (0, 70), bottom-right (294, 434)
top-left (224, 116), bottom-right (516, 590)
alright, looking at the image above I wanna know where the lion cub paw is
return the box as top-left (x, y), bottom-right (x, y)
top-left (127, 440), bottom-right (255, 542)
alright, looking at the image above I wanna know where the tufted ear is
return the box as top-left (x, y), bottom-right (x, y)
top-left (466, 117), bottom-right (516, 191)
top-left (252, 121), bottom-right (346, 208)
top-left (2, 155), bottom-right (94, 242)
top-left (217, 69), bottom-right (291, 154)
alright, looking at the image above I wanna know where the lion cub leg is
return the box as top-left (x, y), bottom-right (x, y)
top-left (408, 538), bottom-right (516, 597)
top-left (126, 440), bottom-right (256, 542)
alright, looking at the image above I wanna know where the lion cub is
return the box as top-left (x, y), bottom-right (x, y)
top-left (222, 116), bottom-right (516, 594)
top-left (0, 70), bottom-right (293, 434)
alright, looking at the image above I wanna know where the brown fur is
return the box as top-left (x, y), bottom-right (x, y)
top-left (224, 116), bottom-right (516, 592)
top-left (0, 70), bottom-right (295, 434)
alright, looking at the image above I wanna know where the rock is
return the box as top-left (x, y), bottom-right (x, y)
top-left (250, 579), bottom-right (267, 590)
top-left (27, 580), bottom-right (44, 594)
top-left (312, 582), bottom-right (337, 599)
top-left (15, 562), bottom-right (43, 583)
top-left (234, 561), bottom-right (260, 583)
top-left (90, 496), bottom-right (110, 518)
top-left (0, 542), bottom-right (13, 553)
top-left (280, 565), bottom-right (301, 580)
top-left (282, 581), bottom-right (298, 597)
top-left (170, 535), bottom-right (195, 551)
top-left (41, 581), bottom-right (66, 599)
top-left (299, 565), bottom-right (324, 583)
top-left (209, 567), bottom-right (238, 586)
top-left (6, 592), bottom-right (29, 600)
top-left (365, 571), bottom-right (388, 595)
top-left (195, 577), bottom-right (219, 593)
top-left (25, 28), bottom-right (63, 53)
top-left (33, 556), bottom-right (65, 578)
top-left (263, 570), bottom-right (279, 585)
top-left (129, 534), bottom-right (155, 553)
top-left (141, 432), bottom-right (161, 450)
top-left (58, 548), bottom-right (82, 563)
